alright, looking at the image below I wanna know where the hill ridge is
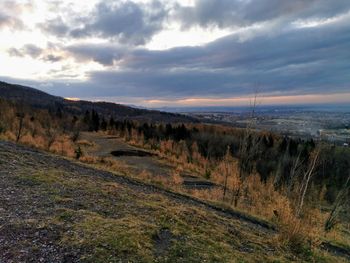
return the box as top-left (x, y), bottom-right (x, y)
top-left (0, 80), bottom-right (197, 123)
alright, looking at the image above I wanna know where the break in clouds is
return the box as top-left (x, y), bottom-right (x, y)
top-left (1, 0), bottom-right (350, 104)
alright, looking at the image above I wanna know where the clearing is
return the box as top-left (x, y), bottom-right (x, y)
top-left (80, 132), bottom-right (216, 190)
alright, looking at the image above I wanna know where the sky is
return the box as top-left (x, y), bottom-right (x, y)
top-left (0, 0), bottom-right (350, 107)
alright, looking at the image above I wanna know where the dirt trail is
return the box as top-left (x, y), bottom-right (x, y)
top-left (81, 133), bottom-right (174, 177)
top-left (80, 132), bottom-right (216, 189)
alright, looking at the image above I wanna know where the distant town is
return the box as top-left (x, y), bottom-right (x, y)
top-left (179, 105), bottom-right (350, 146)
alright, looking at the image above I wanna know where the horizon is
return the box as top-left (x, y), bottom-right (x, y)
top-left (1, 0), bottom-right (350, 107)
top-left (2, 79), bottom-right (350, 113)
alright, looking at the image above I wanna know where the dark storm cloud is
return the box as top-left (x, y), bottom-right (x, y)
top-left (175, 0), bottom-right (350, 29)
top-left (41, 0), bottom-right (168, 45)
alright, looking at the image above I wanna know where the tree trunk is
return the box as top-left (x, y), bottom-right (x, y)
top-left (296, 149), bottom-right (319, 217)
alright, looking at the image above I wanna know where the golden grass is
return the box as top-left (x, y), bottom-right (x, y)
top-left (76, 139), bottom-right (96, 147)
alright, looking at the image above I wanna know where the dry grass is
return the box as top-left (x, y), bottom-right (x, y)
top-left (79, 155), bottom-right (99, 164)
top-left (79, 155), bottom-right (132, 176)
top-left (172, 170), bottom-right (184, 186)
top-left (0, 131), bottom-right (16, 141)
top-left (76, 139), bottom-right (96, 147)
top-left (20, 134), bottom-right (46, 149)
top-left (190, 188), bottom-right (224, 201)
top-left (50, 136), bottom-right (76, 158)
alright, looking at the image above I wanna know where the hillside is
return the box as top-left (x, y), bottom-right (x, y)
top-left (0, 81), bottom-right (63, 107)
top-left (0, 141), bottom-right (277, 262)
top-left (1, 140), bottom-right (347, 262)
top-left (0, 81), bottom-right (197, 123)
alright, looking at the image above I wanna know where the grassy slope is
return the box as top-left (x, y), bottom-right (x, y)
top-left (0, 141), bottom-right (346, 262)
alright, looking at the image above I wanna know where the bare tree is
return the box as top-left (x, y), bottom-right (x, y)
top-left (29, 116), bottom-right (38, 137)
top-left (220, 146), bottom-right (241, 206)
top-left (45, 126), bottom-right (57, 150)
top-left (71, 129), bottom-right (80, 142)
top-left (287, 149), bottom-right (305, 197)
top-left (234, 89), bottom-right (260, 207)
top-left (16, 112), bottom-right (25, 143)
top-left (230, 165), bottom-right (241, 207)
top-left (295, 148), bottom-right (320, 217)
top-left (324, 172), bottom-right (350, 232)
top-left (238, 89), bottom-right (260, 179)
top-left (222, 146), bottom-right (231, 201)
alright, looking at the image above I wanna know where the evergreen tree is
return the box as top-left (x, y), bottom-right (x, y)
top-left (109, 116), bottom-right (115, 129)
top-left (100, 117), bottom-right (107, 131)
top-left (91, 110), bottom-right (100, 132)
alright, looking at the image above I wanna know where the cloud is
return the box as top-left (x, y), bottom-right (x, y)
top-left (8, 44), bottom-right (64, 63)
top-left (175, 0), bottom-right (350, 29)
top-left (66, 15), bottom-right (350, 71)
top-left (41, 0), bottom-right (169, 46)
top-left (42, 54), bottom-right (64, 63)
top-left (0, 11), bottom-right (23, 30)
top-left (60, 16), bottom-right (350, 99)
top-left (0, 1), bottom-right (33, 30)
top-left (39, 16), bottom-right (70, 37)
top-left (65, 44), bottom-right (127, 66)
top-left (2, 0), bottom-right (350, 105)
top-left (8, 44), bottom-right (43, 58)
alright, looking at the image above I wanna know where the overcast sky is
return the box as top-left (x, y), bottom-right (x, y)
top-left (1, 0), bottom-right (350, 107)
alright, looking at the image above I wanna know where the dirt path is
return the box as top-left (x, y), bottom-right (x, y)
top-left (81, 133), bottom-right (175, 177)
top-left (80, 132), bottom-right (217, 189)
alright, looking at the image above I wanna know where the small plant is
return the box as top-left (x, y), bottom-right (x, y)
top-left (324, 173), bottom-right (350, 232)
top-left (75, 146), bottom-right (83, 159)
top-left (0, 124), bottom-right (5, 134)
top-left (172, 171), bottom-right (184, 186)
top-left (204, 169), bottom-right (211, 179)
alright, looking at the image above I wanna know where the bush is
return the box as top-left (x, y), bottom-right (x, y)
top-left (75, 146), bottom-right (83, 159)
